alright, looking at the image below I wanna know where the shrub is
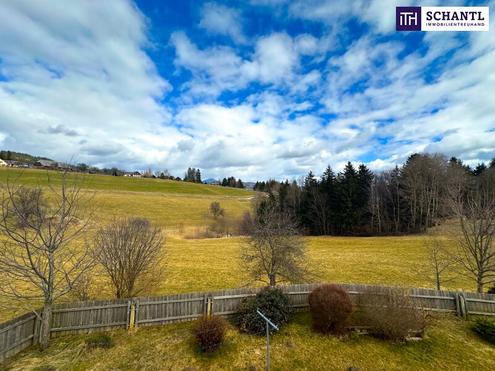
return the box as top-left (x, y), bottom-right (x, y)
top-left (487, 286), bottom-right (495, 294)
top-left (472, 318), bottom-right (495, 344)
top-left (85, 333), bottom-right (114, 349)
top-left (193, 315), bottom-right (227, 352)
top-left (308, 284), bottom-right (353, 334)
top-left (233, 287), bottom-right (291, 335)
top-left (358, 288), bottom-right (427, 342)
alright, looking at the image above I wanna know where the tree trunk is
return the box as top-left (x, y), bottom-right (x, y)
top-left (269, 274), bottom-right (276, 287)
top-left (477, 280), bottom-right (484, 294)
top-left (39, 301), bottom-right (53, 350)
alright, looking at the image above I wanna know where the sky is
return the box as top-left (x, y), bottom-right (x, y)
top-left (0, 0), bottom-right (494, 181)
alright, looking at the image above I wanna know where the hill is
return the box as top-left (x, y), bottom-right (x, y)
top-left (0, 167), bottom-right (253, 196)
top-left (0, 150), bottom-right (52, 164)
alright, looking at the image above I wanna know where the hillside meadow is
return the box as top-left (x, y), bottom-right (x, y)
top-left (0, 167), bottom-right (493, 370)
top-left (0, 167), bottom-right (478, 322)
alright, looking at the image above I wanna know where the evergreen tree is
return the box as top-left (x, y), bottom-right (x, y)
top-left (473, 163), bottom-right (487, 176)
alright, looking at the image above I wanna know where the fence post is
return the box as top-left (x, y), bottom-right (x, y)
top-left (134, 299), bottom-right (140, 329)
top-left (32, 311), bottom-right (41, 345)
top-left (454, 293), bottom-right (461, 317)
top-left (206, 296), bottom-right (213, 317)
top-left (460, 293), bottom-right (468, 319)
top-left (126, 300), bottom-right (132, 330)
top-left (457, 293), bottom-right (468, 319)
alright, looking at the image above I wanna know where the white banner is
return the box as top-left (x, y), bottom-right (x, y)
top-left (421, 6), bottom-right (489, 32)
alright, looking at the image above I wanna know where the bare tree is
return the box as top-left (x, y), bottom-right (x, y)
top-left (209, 202), bottom-right (224, 219)
top-left (93, 217), bottom-right (164, 298)
top-left (448, 169), bottom-right (495, 293)
top-left (241, 202), bottom-right (308, 286)
top-left (68, 272), bottom-right (93, 302)
top-left (0, 174), bottom-right (94, 350)
top-left (423, 233), bottom-right (454, 290)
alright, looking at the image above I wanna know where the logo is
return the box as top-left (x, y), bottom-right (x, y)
top-left (396, 6), bottom-right (489, 31)
top-left (396, 7), bottom-right (421, 31)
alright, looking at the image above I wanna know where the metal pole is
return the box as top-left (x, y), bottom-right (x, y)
top-left (266, 320), bottom-right (270, 371)
top-left (256, 309), bottom-right (277, 371)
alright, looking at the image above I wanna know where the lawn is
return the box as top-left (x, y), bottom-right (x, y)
top-left (4, 313), bottom-right (495, 370)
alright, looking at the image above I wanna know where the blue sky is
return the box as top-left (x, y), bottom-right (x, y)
top-left (0, 0), bottom-right (494, 180)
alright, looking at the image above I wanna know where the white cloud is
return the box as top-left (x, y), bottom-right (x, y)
top-left (0, 0), bottom-right (493, 181)
top-left (199, 3), bottom-right (246, 43)
top-left (0, 0), bottom-right (180, 171)
top-left (171, 31), bottom-right (309, 97)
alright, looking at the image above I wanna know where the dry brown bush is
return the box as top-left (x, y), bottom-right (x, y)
top-left (357, 287), bottom-right (427, 342)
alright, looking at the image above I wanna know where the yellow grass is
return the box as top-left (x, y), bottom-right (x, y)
top-left (5, 313), bottom-right (495, 370)
top-left (1, 168), bottom-right (492, 370)
top-left (0, 167), bottom-right (478, 321)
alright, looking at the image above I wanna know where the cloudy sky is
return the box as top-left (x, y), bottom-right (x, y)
top-left (0, 0), bottom-right (494, 180)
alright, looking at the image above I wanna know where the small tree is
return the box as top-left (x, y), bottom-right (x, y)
top-left (241, 202), bottom-right (308, 286)
top-left (94, 217), bottom-right (164, 298)
top-left (423, 233), bottom-right (454, 290)
top-left (448, 170), bottom-right (495, 293)
top-left (209, 202), bottom-right (224, 219)
top-left (0, 174), bottom-right (94, 350)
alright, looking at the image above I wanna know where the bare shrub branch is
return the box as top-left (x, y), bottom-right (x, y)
top-left (93, 217), bottom-right (164, 298)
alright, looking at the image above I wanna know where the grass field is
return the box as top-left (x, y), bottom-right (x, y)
top-left (5, 313), bottom-right (495, 370)
top-left (0, 167), bottom-right (479, 322)
top-left (0, 167), bottom-right (490, 370)
top-left (0, 168), bottom-right (252, 196)
top-left (0, 167), bottom-right (254, 232)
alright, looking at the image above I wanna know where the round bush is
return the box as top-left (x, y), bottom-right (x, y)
top-left (193, 315), bottom-right (227, 352)
top-left (233, 287), bottom-right (291, 335)
top-left (308, 284), bottom-right (353, 334)
top-left (85, 332), bottom-right (114, 349)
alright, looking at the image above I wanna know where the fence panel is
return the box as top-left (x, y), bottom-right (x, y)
top-left (136, 292), bottom-right (206, 326)
top-left (51, 298), bottom-right (130, 337)
top-left (0, 312), bottom-right (37, 363)
top-left (210, 287), bottom-right (261, 315)
top-left (464, 292), bottom-right (495, 316)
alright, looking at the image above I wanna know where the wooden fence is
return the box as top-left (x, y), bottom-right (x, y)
top-left (2, 283), bottom-right (495, 363)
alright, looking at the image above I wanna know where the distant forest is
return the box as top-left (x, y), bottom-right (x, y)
top-left (253, 154), bottom-right (495, 236)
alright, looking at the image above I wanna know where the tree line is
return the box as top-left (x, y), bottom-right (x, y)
top-left (221, 176), bottom-right (244, 188)
top-left (254, 154), bottom-right (495, 236)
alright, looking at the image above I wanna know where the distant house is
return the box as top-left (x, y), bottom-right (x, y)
top-left (5, 160), bottom-right (23, 167)
top-left (0, 159), bottom-right (7, 167)
top-left (35, 159), bottom-right (58, 168)
top-left (124, 171), bottom-right (142, 178)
